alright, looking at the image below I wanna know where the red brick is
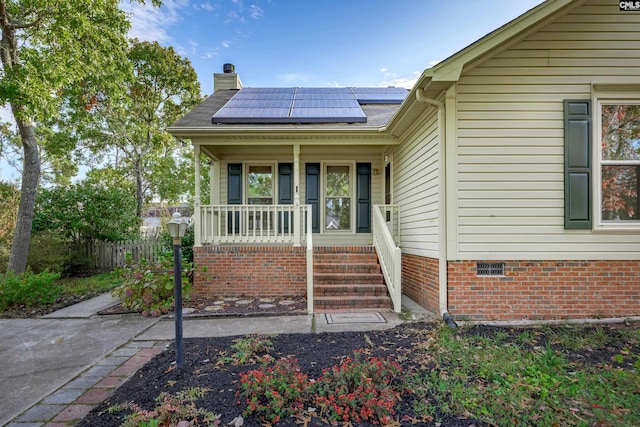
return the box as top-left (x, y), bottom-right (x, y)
top-left (446, 260), bottom-right (640, 321)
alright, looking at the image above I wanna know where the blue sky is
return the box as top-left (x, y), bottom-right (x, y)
top-left (1, 0), bottom-right (544, 181)
top-left (123, 0), bottom-right (545, 94)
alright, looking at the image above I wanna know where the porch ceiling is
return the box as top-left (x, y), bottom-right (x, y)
top-left (200, 142), bottom-right (389, 160)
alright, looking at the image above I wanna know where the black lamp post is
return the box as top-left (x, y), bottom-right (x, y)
top-left (166, 211), bottom-right (188, 368)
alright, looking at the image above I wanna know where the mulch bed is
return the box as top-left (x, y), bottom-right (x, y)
top-left (97, 294), bottom-right (308, 317)
top-left (75, 321), bottom-right (640, 427)
top-left (78, 322), bottom-right (490, 427)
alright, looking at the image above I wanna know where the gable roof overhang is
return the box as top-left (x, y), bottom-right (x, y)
top-left (168, 89), bottom-right (404, 155)
top-left (386, 0), bottom-right (584, 137)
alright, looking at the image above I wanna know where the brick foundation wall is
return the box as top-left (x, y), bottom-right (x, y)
top-left (448, 260), bottom-right (640, 321)
top-left (194, 245), bottom-right (307, 297)
top-left (401, 254), bottom-right (440, 314)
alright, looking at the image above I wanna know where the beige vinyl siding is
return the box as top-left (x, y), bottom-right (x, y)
top-left (214, 144), bottom-right (384, 246)
top-left (392, 109), bottom-right (440, 258)
top-left (455, 0), bottom-right (640, 261)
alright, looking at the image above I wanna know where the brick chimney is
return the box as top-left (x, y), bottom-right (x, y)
top-left (214, 63), bottom-right (243, 92)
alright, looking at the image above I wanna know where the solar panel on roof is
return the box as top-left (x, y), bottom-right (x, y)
top-left (293, 99), bottom-right (360, 108)
top-left (291, 107), bottom-right (366, 119)
top-left (240, 87), bottom-right (295, 94)
top-left (214, 107), bottom-right (290, 118)
top-left (211, 87), bottom-right (405, 124)
top-left (225, 99), bottom-right (292, 108)
top-left (351, 87), bottom-right (408, 104)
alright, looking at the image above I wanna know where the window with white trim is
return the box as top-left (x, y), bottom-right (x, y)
top-left (324, 165), bottom-right (351, 231)
top-left (247, 165), bottom-right (273, 205)
top-left (247, 164), bottom-right (274, 231)
top-left (597, 101), bottom-right (640, 226)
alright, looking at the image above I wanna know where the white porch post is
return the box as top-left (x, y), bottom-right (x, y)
top-left (194, 143), bottom-right (202, 247)
top-left (210, 159), bottom-right (219, 205)
top-left (293, 144), bottom-right (301, 247)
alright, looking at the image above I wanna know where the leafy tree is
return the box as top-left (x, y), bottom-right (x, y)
top-left (83, 40), bottom-right (202, 217)
top-left (0, 122), bottom-right (80, 186)
top-left (0, 0), bottom-right (159, 273)
top-left (32, 181), bottom-right (139, 242)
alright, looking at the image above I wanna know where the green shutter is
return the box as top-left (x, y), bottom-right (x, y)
top-left (227, 163), bottom-right (242, 233)
top-left (305, 163), bottom-right (320, 233)
top-left (564, 100), bottom-right (592, 229)
top-left (356, 163), bottom-right (371, 233)
top-left (278, 164), bottom-right (293, 204)
top-left (227, 163), bottom-right (242, 204)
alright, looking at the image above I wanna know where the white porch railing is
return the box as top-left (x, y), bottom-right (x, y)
top-left (198, 204), bottom-right (314, 313)
top-left (199, 204), bottom-right (310, 245)
top-left (373, 205), bottom-right (402, 312)
top-left (305, 207), bottom-right (314, 314)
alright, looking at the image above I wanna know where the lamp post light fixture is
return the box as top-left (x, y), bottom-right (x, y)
top-left (166, 210), bottom-right (188, 368)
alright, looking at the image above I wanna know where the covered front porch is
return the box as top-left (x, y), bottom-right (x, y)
top-left (191, 202), bottom-right (402, 313)
top-left (185, 135), bottom-right (403, 313)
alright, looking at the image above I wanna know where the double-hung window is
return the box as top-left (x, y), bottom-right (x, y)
top-left (247, 165), bottom-right (273, 205)
top-left (247, 165), bottom-right (273, 231)
top-left (325, 165), bottom-right (351, 231)
top-left (597, 100), bottom-right (640, 227)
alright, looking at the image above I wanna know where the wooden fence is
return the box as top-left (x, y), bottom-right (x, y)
top-left (73, 238), bottom-right (164, 273)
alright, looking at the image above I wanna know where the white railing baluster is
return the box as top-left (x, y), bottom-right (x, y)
top-left (373, 205), bottom-right (402, 313)
top-left (199, 205), bottom-right (312, 246)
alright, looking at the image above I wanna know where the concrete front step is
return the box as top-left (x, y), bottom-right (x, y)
top-left (315, 284), bottom-right (389, 297)
top-left (313, 295), bottom-right (393, 311)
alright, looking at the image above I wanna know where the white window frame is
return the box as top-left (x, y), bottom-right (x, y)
top-left (245, 162), bottom-right (276, 205)
top-left (594, 94), bottom-right (640, 231)
top-left (322, 161), bottom-right (355, 233)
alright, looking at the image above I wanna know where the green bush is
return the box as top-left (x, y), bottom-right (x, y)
top-left (0, 246), bottom-right (8, 275)
top-left (0, 270), bottom-right (62, 310)
top-left (27, 231), bottom-right (71, 274)
top-left (32, 181), bottom-right (140, 242)
top-left (160, 223), bottom-right (194, 263)
top-left (111, 254), bottom-right (191, 317)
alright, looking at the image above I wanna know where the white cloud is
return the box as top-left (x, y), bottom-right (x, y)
top-left (224, 10), bottom-right (243, 24)
top-left (429, 58), bottom-right (443, 66)
top-left (123, 0), bottom-right (190, 44)
top-left (249, 4), bottom-right (264, 19)
top-left (221, 40), bottom-right (231, 48)
top-left (378, 71), bottom-right (421, 89)
top-left (199, 2), bottom-right (218, 12)
top-left (202, 50), bottom-right (220, 59)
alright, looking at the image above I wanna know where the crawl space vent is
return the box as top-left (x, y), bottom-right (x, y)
top-left (476, 262), bottom-right (505, 276)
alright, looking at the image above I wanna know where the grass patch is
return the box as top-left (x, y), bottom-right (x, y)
top-left (405, 324), bottom-right (640, 426)
top-left (0, 272), bottom-right (122, 316)
top-left (58, 273), bottom-right (122, 296)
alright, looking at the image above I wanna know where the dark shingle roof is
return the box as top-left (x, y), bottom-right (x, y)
top-left (170, 88), bottom-right (406, 131)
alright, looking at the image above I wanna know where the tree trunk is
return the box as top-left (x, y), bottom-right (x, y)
top-left (7, 118), bottom-right (40, 273)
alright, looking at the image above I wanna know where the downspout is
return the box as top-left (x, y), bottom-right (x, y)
top-left (416, 88), bottom-right (456, 329)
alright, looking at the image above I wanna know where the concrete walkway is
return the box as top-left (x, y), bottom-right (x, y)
top-left (2, 294), bottom-right (434, 427)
